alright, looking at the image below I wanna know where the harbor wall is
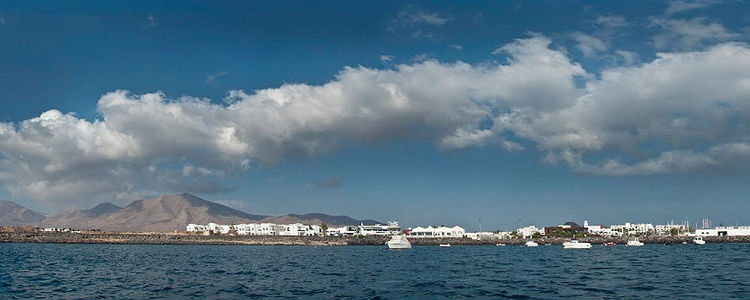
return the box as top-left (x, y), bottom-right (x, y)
top-left (3, 232), bottom-right (750, 245)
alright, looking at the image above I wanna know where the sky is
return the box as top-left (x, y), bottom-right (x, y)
top-left (1, 0), bottom-right (750, 230)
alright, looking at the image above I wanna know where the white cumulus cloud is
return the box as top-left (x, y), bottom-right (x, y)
top-left (2, 36), bottom-right (750, 206)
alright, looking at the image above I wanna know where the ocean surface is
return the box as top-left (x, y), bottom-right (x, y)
top-left (1, 243), bottom-right (749, 299)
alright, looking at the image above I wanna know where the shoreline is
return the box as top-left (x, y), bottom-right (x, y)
top-left (2, 232), bottom-right (750, 246)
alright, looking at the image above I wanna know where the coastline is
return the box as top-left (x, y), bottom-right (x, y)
top-left (2, 232), bottom-right (750, 246)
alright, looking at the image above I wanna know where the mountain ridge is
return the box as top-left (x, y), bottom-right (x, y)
top-left (1, 194), bottom-right (383, 232)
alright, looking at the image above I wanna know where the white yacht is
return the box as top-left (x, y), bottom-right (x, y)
top-left (439, 244), bottom-right (451, 247)
top-left (386, 235), bottom-right (412, 249)
top-left (693, 236), bottom-right (706, 245)
top-left (627, 238), bottom-right (644, 247)
top-left (562, 240), bottom-right (592, 249)
top-left (525, 240), bottom-right (539, 247)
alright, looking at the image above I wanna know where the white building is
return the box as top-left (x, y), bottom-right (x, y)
top-left (583, 220), bottom-right (621, 237)
top-left (278, 223), bottom-right (322, 236)
top-left (408, 225), bottom-right (466, 238)
top-left (358, 221), bottom-right (401, 236)
top-left (466, 231), bottom-right (509, 240)
top-left (187, 222), bottom-right (320, 236)
top-left (694, 226), bottom-right (750, 237)
top-left (610, 223), bottom-right (654, 235)
top-left (233, 224), bottom-right (260, 235)
top-left (516, 226), bottom-right (543, 238)
top-left (655, 224), bottom-right (689, 236)
top-left (257, 223), bottom-right (284, 235)
top-left (326, 226), bottom-right (357, 236)
top-left (203, 223), bottom-right (232, 234)
top-left (586, 225), bottom-right (621, 237)
top-left (186, 224), bottom-right (209, 232)
top-left (41, 227), bottom-right (73, 232)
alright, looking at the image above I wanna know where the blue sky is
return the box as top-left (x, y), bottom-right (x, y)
top-left (1, 1), bottom-right (750, 230)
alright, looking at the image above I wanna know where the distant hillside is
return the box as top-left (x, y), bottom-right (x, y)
top-left (0, 200), bottom-right (46, 226)
top-left (42, 202), bottom-right (124, 229)
top-left (3, 193), bottom-right (380, 232)
top-left (73, 193), bottom-right (268, 232)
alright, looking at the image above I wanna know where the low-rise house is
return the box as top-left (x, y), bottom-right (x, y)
top-left (326, 226), bottom-right (357, 236)
top-left (207, 223), bottom-right (232, 234)
top-left (233, 224), bottom-right (257, 235)
top-left (278, 223), bottom-right (322, 236)
top-left (516, 226), bottom-right (544, 238)
top-left (187, 222), bottom-right (323, 236)
top-left (694, 226), bottom-right (750, 237)
top-left (41, 227), bottom-right (73, 232)
top-left (466, 231), bottom-right (509, 240)
top-left (358, 221), bottom-right (401, 236)
top-left (408, 225), bottom-right (466, 238)
top-left (186, 224), bottom-right (209, 233)
top-left (610, 222), bottom-right (654, 236)
top-left (583, 220), bottom-right (620, 237)
top-left (655, 223), bottom-right (689, 236)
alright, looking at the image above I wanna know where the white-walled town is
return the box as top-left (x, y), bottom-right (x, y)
top-left (6, 218), bottom-right (750, 247)
top-left (182, 218), bottom-right (750, 240)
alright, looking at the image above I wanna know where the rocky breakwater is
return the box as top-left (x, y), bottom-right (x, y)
top-left (3, 232), bottom-right (750, 245)
top-left (0, 232), bottom-right (349, 245)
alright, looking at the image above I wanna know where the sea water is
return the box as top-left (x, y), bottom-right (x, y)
top-left (1, 243), bottom-right (749, 299)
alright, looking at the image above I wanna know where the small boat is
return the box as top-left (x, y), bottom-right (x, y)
top-left (525, 241), bottom-right (538, 247)
top-left (605, 242), bottom-right (616, 246)
top-left (439, 244), bottom-right (451, 247)
top-left (627, 238), bottom-right (644, 247)
top-left (496, 243), bottom-right (506, 246)
top-left (682, 241), bottom-right (688, 245)
top-left (386, 235), bottom-right (412, 249)
top-left (693, 236), bottom-right (706, 245)
top-left (562, 240), bottom-right (592, 249)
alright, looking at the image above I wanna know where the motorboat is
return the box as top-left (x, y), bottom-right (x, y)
top-left (562, 240), bottom-right (592, 249)
top-left (605, 242), bottom-right (616, 246)
top-left (439, 244), bottom-right (451, 247)
top-left (525, 241), bottom-right (539, 247)
top-left (496, 243), bottom-right (506, 246)
top-left (627, 238), bottom-right (644, 247)
top-left (693, 236), bottom-right (706, 245)
top-left (386, 235), bottom-right (412, 249)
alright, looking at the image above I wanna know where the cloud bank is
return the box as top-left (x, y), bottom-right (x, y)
top-left (1, 36), bottom-right (750, 205)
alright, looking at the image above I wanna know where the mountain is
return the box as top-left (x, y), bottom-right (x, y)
top-left (261, 213), bottom-right (383, 226)
top-left (82, 202), bottom-right (122, 218)
top-left (83, 193), bottom-right (267, 232)
top-left (0, 200), bottom-right (46, 226)
top-left (42, 202), bottom-right (123, 229)
top-left (5, 193), bottom-right (382, 232)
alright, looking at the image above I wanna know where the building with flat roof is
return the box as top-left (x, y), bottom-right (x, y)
top-left (694, 226), bottom-right (750, 237)
top-left (408, 225), bottom-right (466, 238)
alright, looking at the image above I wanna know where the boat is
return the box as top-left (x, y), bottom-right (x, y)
top-left (693, 236), bottom-right (706, 245)
top-left (627, 238), bottom-right (644, 247)
top-left (439, 244), bottom-right (451, 247)
top-left (605, 242), bottom-right (616, 246)
top-left (386, 235), bottom-right (412, 249)
top-left (496, 243), bottom-right (506, 246)
top-left (562, 240), bottom-right (592, 249)
top-left (525, 241), bottom-right (538, 247)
